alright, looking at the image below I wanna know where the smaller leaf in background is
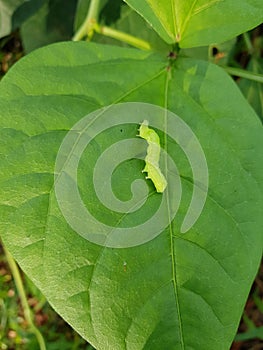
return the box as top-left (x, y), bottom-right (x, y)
top-left (12, 0), bottom-right (44, 30)
top-left (99, 0), bottom-right (124, 25)
top-left (209, 38), bottom-right (237, 66)
top-left (20, 2), bottom-right (57, 53)
top-left (180, 38), bottom-right (236, 65)
top-left (239, 57), bottom-right (263, 121)
top-left (46, 0), bottom-right (77, 36)
top-left (74, 0), bottom-right (90, 32)
top-left (254, 289), bottom-right (263, 314)
top-left (235, 326), bottom-right (263, 341)
top-left (0, 0), bottom-right (25, 38)
top-left (20, 0), bottom-right (78, 53)
top-left (124, 0), bottom-right (263, 48)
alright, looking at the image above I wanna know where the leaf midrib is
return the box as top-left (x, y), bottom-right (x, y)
top-left (179, 0), bottom-right (223, 41)
top-left (165, 69), bottom-right (185, 349)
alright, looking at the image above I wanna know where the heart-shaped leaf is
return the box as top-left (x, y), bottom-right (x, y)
top-left (124, 0), bottom-right (263, 47)
top-left (0, 42), bottom-right (262, 349)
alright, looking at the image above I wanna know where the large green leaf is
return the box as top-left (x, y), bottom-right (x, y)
top-left (124, 0), bottom-right (263, 47)
top-left (0, 42), bottom-right (263, 349)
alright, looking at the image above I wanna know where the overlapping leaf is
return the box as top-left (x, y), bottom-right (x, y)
top-left (124, 0), bottom-right (263, 47)
top-left (20, 0), bottom-right (77, 53)
top-left (0, 42), bottom-right (263, 349)
top-left (0, 0), bottom-right (44, 39)
top-left (0, 0), bottom-right (26, 37)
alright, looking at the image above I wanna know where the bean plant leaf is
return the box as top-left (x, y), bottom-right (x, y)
top-left (124, 0), bottom-right (263, 47)
top-left (0, 0), bottom-right (26, 38)
top-left (99, 0), bottom-right (124, 25)
top-left (181, 38), bottom-right (237, 67)
top-left (0, 42), bottom-right (263, 350)
top-left (20, 0), bottom-right (77, 53)
top-left (11, 0), bottom-right (44, 30)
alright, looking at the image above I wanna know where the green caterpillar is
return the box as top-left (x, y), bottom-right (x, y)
top-left (138, 120), bottom-right (167, 193)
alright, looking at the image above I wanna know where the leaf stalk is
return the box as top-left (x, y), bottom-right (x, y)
top-left (223, 66), bottom-right (263, 84)
top-left (72, 0), bottom-right (101, 41)
top-left (95, 24), bottom-right (152, 50)
top-left (3, 244), bottom-right (46, 350)
top-left (72, 0), bottom-right (151, 50)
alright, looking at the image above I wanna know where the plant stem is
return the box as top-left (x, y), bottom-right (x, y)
top-left (72, 0), bottom-right (152, 50)
top-left (3, 245), bottom-right (46, 350)
top-left (223, 66), bottom-right (263, 84)
top-left (73, 0), bottom-right (101, 41)
top-left (243, 32), bottom-right (254, 55)
top-left (96, 25), bottom-right (152, 50)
